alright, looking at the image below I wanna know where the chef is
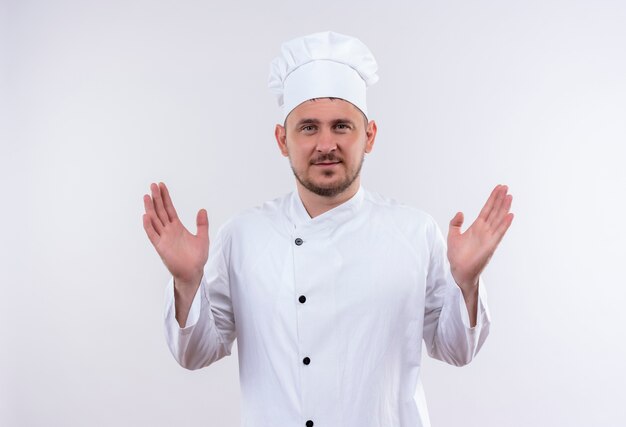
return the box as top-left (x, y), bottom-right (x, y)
top-left (142, 31), bottom-right (514, 427)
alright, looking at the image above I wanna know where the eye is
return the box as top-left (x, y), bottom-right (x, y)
top-left (300, 125), bottom-right (316, 132)
top-left (334, 123), bottom-right (352, 131)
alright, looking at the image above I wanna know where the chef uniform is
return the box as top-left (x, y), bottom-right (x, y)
top-left (164, 31), bottom-right (491, 427)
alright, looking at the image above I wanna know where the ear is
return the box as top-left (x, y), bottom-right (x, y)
top-left (275, 124), bottom-right (289, 157)
top-left (364, 120), bottom-right (377, 153)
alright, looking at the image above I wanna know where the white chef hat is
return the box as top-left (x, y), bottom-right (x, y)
top-left (268, 31), bottom-right (379, 122)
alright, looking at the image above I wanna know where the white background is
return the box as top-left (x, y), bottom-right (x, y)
top-left (2, 0), bottom-right (625, 426)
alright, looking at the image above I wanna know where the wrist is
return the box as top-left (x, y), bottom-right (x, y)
top-left (457, 279), bottom-right (480, 328)
top-left (458, 279), bottom-right (479, 298)
top-left (172, 273), bottom-right (202, 329)
top-left (174, 271), bottom-right (203, 292)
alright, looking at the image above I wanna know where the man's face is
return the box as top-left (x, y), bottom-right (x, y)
top-left (275, 98), bottom-right (377, 198)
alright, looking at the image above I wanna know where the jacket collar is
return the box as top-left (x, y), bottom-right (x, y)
top-left (288, 185), bottom-right (365, 231)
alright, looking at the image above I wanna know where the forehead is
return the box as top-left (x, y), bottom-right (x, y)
top-left (286, 98), bottom-right (364, 125)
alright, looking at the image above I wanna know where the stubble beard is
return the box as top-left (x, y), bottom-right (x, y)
top-left (290, 153), bottom-right (365, 198)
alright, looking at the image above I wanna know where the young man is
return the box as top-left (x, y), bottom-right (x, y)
top-left (143, 31), bottom-right (513, 427)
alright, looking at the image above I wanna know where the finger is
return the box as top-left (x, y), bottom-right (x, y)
top-left (492, 212), bottom-right (514, 245)
top-left (142, 213), bottom-right (160, 246)
top-left (159, 182), bottom-right (179, 222)
top-left (449, 211), bottom-right (464, 236)
top-left (491, 194), bottom-right (513, 231)
top-left (143, 194), bottom-right (164, 234)
top-left (151, 182), bottom-right (171, 225)
top-left (196, 208), bottom-right (209, 240)
top-left (477, 185), bottom-right (501, 222)
top-left (486, 185), bottom-right (507, 226)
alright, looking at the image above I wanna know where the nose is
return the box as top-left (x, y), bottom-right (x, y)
top-left (315, 128), bottom-right (337, 153)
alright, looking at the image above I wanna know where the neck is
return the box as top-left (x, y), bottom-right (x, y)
top-left (296, 179), bottom-right (361, 218)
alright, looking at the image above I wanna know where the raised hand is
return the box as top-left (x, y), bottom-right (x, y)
top-left (447, 185), bottom-right (514, 294)
top-left (142, 182), bottom-right (209, 287)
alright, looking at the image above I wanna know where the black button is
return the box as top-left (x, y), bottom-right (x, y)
top-left (295, 237), bottom-right (303, 246)
top-left (299, 295), bottom-right (306, 304)
top-left (303, 357), bottom-right (310, 365)
top-left (306, 421), bottom-right (314, 427)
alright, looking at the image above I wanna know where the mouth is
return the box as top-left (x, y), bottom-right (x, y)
top-left (313, 161), bottom-right (341, 167)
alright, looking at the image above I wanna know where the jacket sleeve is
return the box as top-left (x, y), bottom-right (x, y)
top-left (422, 217), bottom-right (491, 366)
top-left (163, 224), bottom-right (237, 370)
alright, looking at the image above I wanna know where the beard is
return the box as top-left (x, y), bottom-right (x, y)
top-left (290, 152), bottom-right (365, 198)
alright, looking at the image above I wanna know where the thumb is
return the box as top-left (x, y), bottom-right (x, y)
top-left (449, 211), bottom-right (464, 236)
top-left (196, 208), bottom-right (209, 239)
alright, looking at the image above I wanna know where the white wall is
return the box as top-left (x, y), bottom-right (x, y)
top-left (2, 0), bottom-right (625, 426)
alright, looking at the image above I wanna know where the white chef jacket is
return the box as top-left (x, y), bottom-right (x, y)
top-left (164, 185), bottom-right (490, 427)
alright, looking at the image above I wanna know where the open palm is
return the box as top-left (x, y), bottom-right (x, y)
top-left (447, 185), bottom-right (514, 291)
top-left (142, 182), bottom-right (209, 285)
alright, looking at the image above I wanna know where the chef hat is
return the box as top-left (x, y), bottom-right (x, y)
top-left (268, 31), bottom-right (379, 122)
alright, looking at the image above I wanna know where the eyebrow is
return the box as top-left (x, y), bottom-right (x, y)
top-left (295, 118), bottom-right (321, 127)
top-left (294, 118), bottom-right (356, 127)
